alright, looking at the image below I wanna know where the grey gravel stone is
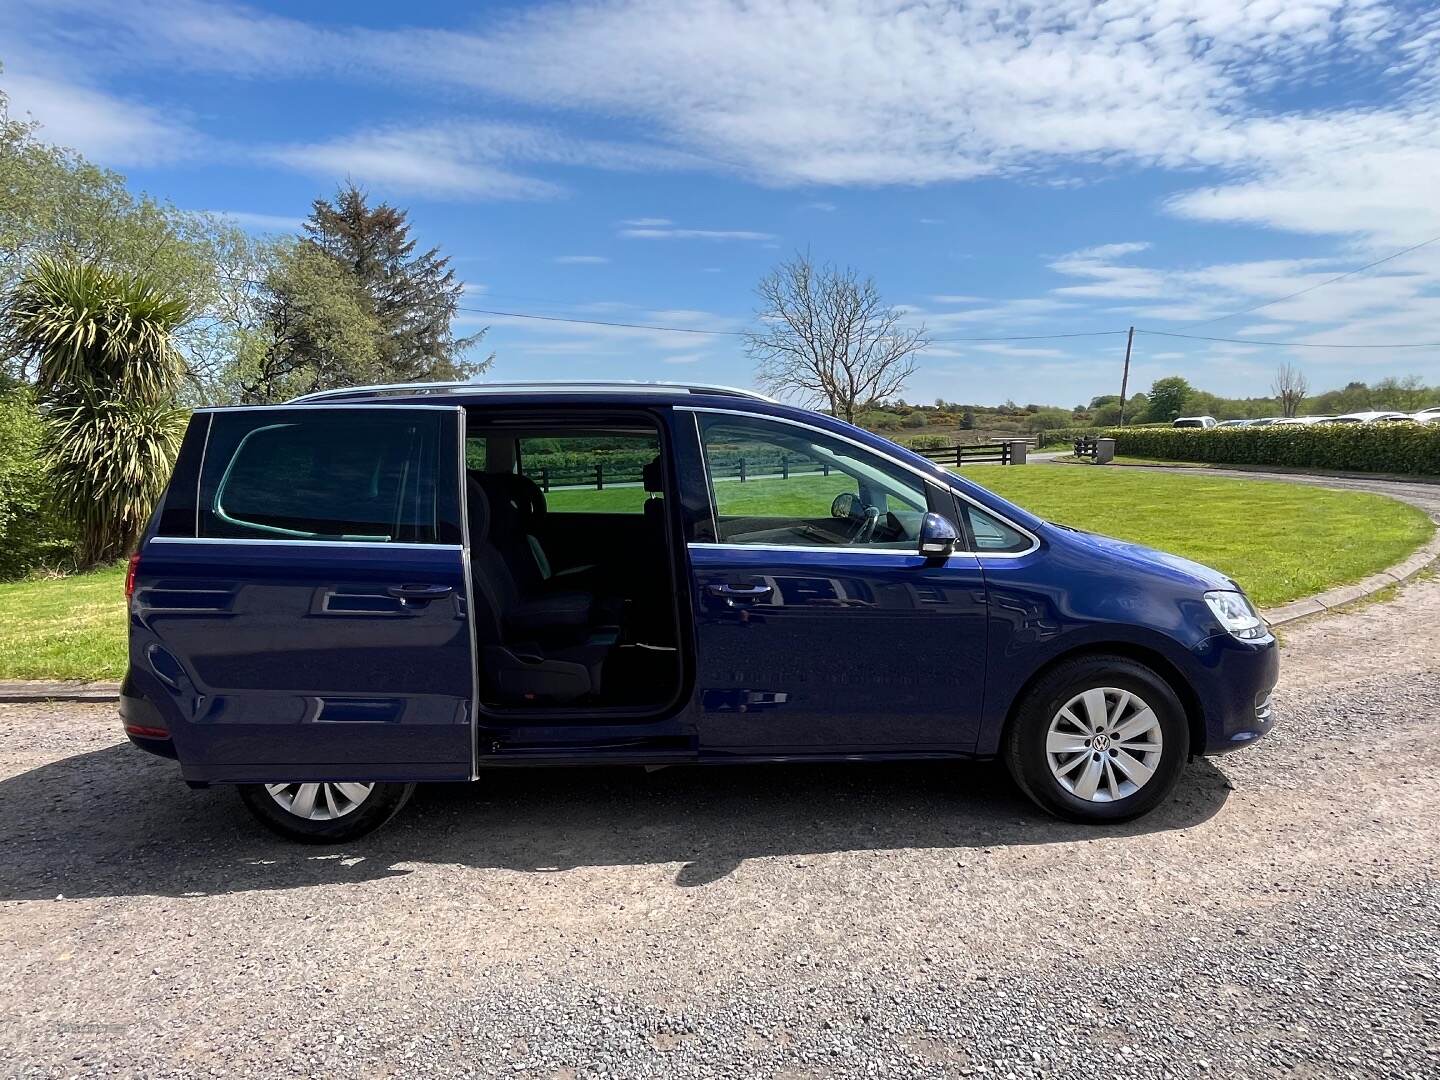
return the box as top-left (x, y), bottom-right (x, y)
top-left (2, 578), bottom-right (1439, 1078)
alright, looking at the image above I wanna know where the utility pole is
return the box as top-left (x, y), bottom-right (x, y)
top-left (1116, 325), bottom-right (1135, 426)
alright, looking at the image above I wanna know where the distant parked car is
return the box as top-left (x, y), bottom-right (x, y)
top-left (1271, 416), bottom-right (1334, 426)
top-left (1247, 417), bottom-right (1284, 427)
top-left (1412, 412), bottom-right (1440, 425)
top-left (1172, 416), bottom-right (1217, 429)
top-left (1216, 419), bottom-right (1252, 428)
top-left (1331, 411), bottom-right (1413, 424)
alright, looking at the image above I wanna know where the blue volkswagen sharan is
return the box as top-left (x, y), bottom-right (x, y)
top-left (121, 381), bottom-right (1278, 842)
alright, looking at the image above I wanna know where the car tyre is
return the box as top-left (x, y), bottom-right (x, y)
top-left (1004, 655), bottom-right (1189, 823)
top-left (238, 781), bottom-right (416, 843)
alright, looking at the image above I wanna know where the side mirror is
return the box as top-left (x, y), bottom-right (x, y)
top-left (918, 512), bottom-right (960, 559)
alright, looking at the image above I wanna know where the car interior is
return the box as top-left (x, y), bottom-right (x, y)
top-left (700, 420), bottom-right (930, 549)
top-left (463, 414), bottom-right (681, 713)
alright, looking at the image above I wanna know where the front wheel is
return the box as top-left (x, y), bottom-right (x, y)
top-left (238, 780), bottom-right (416, 843)
top-left (1004, 656), bottom-right (1189, 823)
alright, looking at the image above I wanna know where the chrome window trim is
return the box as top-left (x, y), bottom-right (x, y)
top-left (148, 537), bottom-right (462, 551)
top-left (688, 542), bottom-right (980, 561)
top-left (678, 405), bottom-right (1041, 559)
top-left (191, 412), bottom-right (213, 539)
top-left (193, 403), bottom-right (464, 414)
top-left (457, 408), bottom-right (481, 782)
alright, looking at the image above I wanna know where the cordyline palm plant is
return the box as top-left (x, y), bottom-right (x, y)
top-left (6, 255), bottom-right (190, 566)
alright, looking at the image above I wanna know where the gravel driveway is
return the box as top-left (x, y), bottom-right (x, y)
top-left (2, 577), bottom-right (1438, 1078)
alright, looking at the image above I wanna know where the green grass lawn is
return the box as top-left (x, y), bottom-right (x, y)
top-left (0, 564), bottom-right (127, 681)
top-left (0, 467), bottom-right (1431, 681)
top-left (956, 464), bottom-right (1432, 607)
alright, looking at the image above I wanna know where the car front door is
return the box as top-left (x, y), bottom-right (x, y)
top-left (134, 404), bottom-right (474, 781)
top-left (679, 409), bottom-right (991, 754)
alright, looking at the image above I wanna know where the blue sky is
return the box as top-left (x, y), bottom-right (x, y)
top-left (4, 0), bottom-right (1440, 407)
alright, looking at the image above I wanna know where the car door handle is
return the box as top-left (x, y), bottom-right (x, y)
top-left (385, 583), bottom-right (454, 602)
top-left (706, 583), bottom-right (774, 603)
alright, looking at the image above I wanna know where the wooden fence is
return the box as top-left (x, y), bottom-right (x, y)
top-left (912, 443), bottom-right (1016, 466)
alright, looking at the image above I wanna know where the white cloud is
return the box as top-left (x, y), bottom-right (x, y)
top-left (660, 353), bottom-right (704, 364)
top-left (264, 121), bottom-right (699, 200)
top-left (618, 225), bottom-right (775, 241)
top-left (0, 70), bottom-right (197, 164)
top-left (204, 209), bottom-right (304, 232)
top-left (1234, 323), bottom-right (1296, 337)
top-left (645, 309), bottom-right (726, 325)
top-left (803, 201), bottom-right (837, 212)
top-left (14, 0), bottom-right (1440, 251)
top-left (1065, 242), bottom-right (1152, 261)
top-left (621, 217), bottom-right (673, 227)
top-left (972, 343), bottom-right (1068, 359)
top-left (554, 254), bottom-right (610, 264)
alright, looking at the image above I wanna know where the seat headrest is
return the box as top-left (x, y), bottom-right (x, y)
top-left (642, 456), bottom-right (663, 494)
top-left (508, 473), bottom-right (546, 518)
top-left (472, 472), bottom-right (545, 531)
top-left (464, 476), bottom-right (492, 543)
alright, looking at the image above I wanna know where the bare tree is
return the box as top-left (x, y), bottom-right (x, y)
top-left (746, 254), bottom-right (927, 422)
top-left (1272, 362), bottom-right (1309, 417)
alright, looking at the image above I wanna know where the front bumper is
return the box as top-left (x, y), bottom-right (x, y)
top-left (1189, 632), bottom-right (1280, 754)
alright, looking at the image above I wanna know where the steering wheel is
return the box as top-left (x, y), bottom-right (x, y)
top-left (852, 505), bottom-right (880, 544)
top-left (831, 492), bottom-right (879, 543)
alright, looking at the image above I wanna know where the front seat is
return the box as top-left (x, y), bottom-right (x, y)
top-left (465, 478), bottom-right (614, 703)
top-left (473, 472), bottom-right (596, 594)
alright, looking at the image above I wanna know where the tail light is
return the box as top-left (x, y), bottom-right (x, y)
top-left (124, 550), bottom-right (141, 601)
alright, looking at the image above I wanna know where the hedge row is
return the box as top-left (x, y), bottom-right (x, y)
top-left (1106, 424), bottom-right (1440, 475)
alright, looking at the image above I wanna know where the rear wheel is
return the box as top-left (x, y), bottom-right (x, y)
top-left (1004, 656), bottom-right (1189, 823)
top-left (238, 781), bottom-right (415, 843)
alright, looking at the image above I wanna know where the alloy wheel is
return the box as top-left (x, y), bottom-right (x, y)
top-left (1046, 687), bottom-right (1164, 803)
top-left (264, 782), bottom-right (375, 821)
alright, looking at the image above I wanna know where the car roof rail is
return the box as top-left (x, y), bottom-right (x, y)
top-left (286, 380), bottom-right (778, 404)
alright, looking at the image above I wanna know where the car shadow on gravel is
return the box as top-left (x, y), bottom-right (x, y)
top-left (0, 745), bottom-right (1230, 898)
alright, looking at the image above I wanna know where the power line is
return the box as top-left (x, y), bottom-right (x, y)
top-left (1164, 232), bottom-right (1440, 330)
top-left (1137, 329), bottom-right (1440, 349)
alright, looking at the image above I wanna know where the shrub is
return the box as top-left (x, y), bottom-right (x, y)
top-left (0, 388), bottom-right (76, 579)
top-left (903, 434), bottom-right (949, 450)
top-left (1107, 424), bottom-right (1440, 475)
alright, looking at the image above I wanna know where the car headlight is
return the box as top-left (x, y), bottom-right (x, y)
top-left (1204, 590), bottom-right (1270, 641)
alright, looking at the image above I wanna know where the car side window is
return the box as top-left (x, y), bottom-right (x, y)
top-left (697, 414), bottom-right (930, 549)
top-left (963, 503), bottom-right (1033, 553)
top-left (199, 410), bottom-right (454, 543)
top-left (515, 433), bottom-right (661, 514)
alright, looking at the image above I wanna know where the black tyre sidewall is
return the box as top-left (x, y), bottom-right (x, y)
top-left (238, 781), bottom-right (416, 843)
top-left (1006, 657), bottom-right (1189, 823)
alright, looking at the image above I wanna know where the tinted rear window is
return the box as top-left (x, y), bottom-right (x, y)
top-left (198, 409), bottom-right (457, 543)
